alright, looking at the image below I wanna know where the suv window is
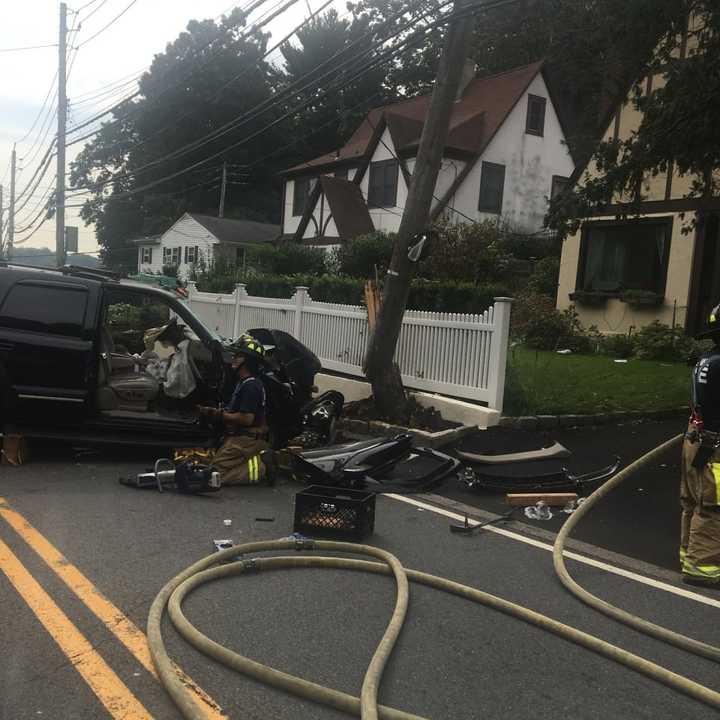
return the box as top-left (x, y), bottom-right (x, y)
top-left (103, 291), bottom-right (173, 355)
top-left (0, 283), bottom-right (88, 337)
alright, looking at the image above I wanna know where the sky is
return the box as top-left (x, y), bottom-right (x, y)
top-left (0, 0), bottom-right (345, 257)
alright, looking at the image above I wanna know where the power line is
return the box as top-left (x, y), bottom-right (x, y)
top-left (67, 0), bottom-right (447, 193)
top-left (0, 43), bottom-right (57, 53)
top-left (64, 0), bottom-right (286, 142)
top-left (76, 0), bottom-right (141, 48)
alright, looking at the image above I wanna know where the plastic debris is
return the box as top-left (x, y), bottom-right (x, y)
top-left (524, 501), bottom-right (554, 521)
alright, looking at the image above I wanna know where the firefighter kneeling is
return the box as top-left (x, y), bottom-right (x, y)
top-left (682, 302), bottom-right (720, 587)
top-left (197, 336), bottom-right (270, 486)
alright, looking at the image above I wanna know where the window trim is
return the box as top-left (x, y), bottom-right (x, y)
top-left (367, 159), bottom-right (399, 209)
top-left (478, 161), bottom-right (506, 214)
top-left (526, 94), bottom-right (547, 137)
top-left (575, 217), bottom-right (673, 296)
top-left (140, 247), bottom-right (153, 264)
top-left (184, 245), bottom-right (198, 265)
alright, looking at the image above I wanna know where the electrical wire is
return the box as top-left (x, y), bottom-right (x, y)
top-left (0, 43), bottom-right (57, 53)
top-left (76, 0), bottom-right (141, 48)
top-left (66, 0), bottom-right (456, 195)
top-left (64, 0), bottom-right (268, 138)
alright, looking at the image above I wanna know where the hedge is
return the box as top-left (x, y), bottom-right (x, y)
top-left (235, 274), bottom-right (509, 313)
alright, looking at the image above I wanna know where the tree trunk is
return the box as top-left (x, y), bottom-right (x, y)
top-left (365, 0), bottom-right (475, 417)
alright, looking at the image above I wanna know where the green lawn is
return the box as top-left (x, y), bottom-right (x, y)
top-left (505, 347), bottom-right (691, 416)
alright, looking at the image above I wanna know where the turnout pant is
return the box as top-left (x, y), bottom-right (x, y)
top-left (680, 431), bottom-right (720, 584)
top-left (213, 435), bottom-right (269, 486)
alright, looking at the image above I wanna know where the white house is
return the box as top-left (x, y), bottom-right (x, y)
top-left (279, 62), bottom-right (575, 247)
top-left (133, 213), bottom-right (280, 278)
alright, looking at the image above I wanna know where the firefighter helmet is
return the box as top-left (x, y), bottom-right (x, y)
top-left (698, 303), bottom-right (720, 339)
top-left (224, 335), bottom-right (266, 361)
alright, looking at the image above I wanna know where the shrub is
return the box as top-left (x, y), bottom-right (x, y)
top-left (420, 219), bottom-right (514, 284)
top-left (511, 293), bottom-right (592, 352)
top-left (526, 256), bottom-right (560, 298)
top-left (632, 321), bottom-right (711, 363)
top-left (162, 264), bottom-right (178, 278)
top-left (334, 232), bottom-right (394, 278)
top-left (599, 332), bottom-right (636, 359)
top-left (246, 243), bottom-right (327, 276)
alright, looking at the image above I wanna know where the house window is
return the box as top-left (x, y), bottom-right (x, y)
top-left (478, 162), bottom-right (505, 214)
top-left (163, 247), bottom-right (180, 268)
top-left (184, 246), bottom-right (198, 265)
top-left (577, 219), bottom-right (672, 294)
top-left (293, 177), bottom-right (317, 216)
top-left (367, 160), bottom-right (399, 209)
top-left (551, 175), bottom-right (570, 200)
top-left (140, 247), bottom-right (153, 264)
top-left (526, 94), bottom-right (547, 136)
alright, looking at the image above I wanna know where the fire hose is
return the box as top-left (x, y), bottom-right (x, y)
top-left (147, 433), bottom-right (720, 719)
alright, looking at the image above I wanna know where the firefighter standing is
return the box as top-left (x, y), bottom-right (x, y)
top-left (682, 303), bottom-right (720, 586)
top-left (197, 336), bottom-right (269, 485)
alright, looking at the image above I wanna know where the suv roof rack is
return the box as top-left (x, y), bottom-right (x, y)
top-left (60, 265), bottom-right (121, 282)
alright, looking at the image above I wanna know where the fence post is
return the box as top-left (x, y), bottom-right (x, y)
top-left (488, 297), bottom-right (513, 413)
top-left (233, 283), bottom-right (248, 338)
top-left (293, 286), bottom-right (309, 341)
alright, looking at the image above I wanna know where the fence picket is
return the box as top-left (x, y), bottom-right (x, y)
top-left (186, 286), bottom-right (511, 410)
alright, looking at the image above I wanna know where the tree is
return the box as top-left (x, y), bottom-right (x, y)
top-left (548, 1), bottom-right (719, 235)
top-left (349, 0), bottom-right (684, 164)
top-left (70, 11), bottom-right (285, 269)
top-left (279, 9), bottom-right (389, 161)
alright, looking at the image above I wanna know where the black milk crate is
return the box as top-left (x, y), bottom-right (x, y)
top-left (293, 485), bottom-right (376, 541)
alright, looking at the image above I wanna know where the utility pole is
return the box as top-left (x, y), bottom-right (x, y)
top-left (56, 1), bottom-right (68, 267)
top-left (8, 145), bottom-right (16, 261)
top-left (218, 161), bottom-right (228, 218)
top-left (365, 0), bottom-right (475, 414)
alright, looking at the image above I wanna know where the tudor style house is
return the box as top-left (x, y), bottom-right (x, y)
top-left (556, 21), bottom-right (717, 335)
top-left (133, 213), bottom-right (280, 279)
top-left (279, 61), bottom-right (575, 248)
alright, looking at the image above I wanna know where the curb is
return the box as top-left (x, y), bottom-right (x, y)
top-left (498, 407), bottom-right (688, 431)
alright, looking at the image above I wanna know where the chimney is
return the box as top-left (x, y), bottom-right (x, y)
top-left (455, 59), bottom-right (476, 101)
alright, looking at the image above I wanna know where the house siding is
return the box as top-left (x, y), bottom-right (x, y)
top-left (557, 211), bottom-right (697, 332)
top-left (452, 73), bottom-right (574, 232)
top-left (556, 58), bottom-right (706, 332)
top-left (137, 215), bottom-right (218, 278)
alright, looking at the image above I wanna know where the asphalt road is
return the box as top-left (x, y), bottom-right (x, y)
top-left (445, 418), bottom-right (686, 572)
top-left (1, 438), bottom-right (718, 720)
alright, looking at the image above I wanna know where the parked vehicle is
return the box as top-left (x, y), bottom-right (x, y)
top-left (0, 263), bottom-right (341, 448)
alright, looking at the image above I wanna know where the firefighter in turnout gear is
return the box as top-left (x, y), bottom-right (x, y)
top-left (197, 336), bottom-right (269, 485)
top-left (682, 303), bottom-right (720, 586)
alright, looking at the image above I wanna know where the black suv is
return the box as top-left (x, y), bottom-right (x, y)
top-left (0, 263), bottom-right (231, 447)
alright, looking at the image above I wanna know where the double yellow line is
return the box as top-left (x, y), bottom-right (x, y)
top-left (0, 496), bottom-right (227, 719)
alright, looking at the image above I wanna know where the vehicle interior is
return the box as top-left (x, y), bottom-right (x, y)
top-left (95, 289), bottom-right (220, 422)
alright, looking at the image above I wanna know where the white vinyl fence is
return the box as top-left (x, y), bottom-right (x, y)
top-left (185, 282), bottom-right (512, 411)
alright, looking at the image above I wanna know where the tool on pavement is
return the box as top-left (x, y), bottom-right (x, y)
top-left (449, 509), bottom-right (515, 534)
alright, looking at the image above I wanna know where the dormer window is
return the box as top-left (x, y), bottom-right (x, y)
top-left (526, 94), bottom-right (546, 137)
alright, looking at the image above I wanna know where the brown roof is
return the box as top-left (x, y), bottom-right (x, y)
top-left (319, 177), bottom-right (375, 240)
top-left (189, 214), bottom-right (280, 245)
top-left (284, 62), bottom-right (544, 176)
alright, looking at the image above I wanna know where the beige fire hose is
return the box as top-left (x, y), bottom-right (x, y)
top-left (149, 492), bottom-right (720, 720)
top-left (554, 432), bottom-right (720, 663)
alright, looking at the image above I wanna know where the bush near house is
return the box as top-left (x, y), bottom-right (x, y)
top-left (332, 232), bottom-right (394, 278)
top-left (245, 244), bottom-right (328, 276)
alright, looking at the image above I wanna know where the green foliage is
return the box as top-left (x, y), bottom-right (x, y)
top-left (632, 321), bottom-right (711, 363)
top-left (406, 280), bottom-right (510, 315)
top-left (161, 264), bottom-right (178, 278)
top-left (246, 244), bottom-right (327, 276)
top-left (106, 303), bottom-right (143, 326)
top-left (334, 232), bottom-right (394, 278)
top-left (549, 2), bottom-right (718, 235)
top-left (526, 256), bottom-right (561, 298)
top-left (420, 220), bottom-right (514, 285)
top-left (511, 293), bottom-right (592, 352)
